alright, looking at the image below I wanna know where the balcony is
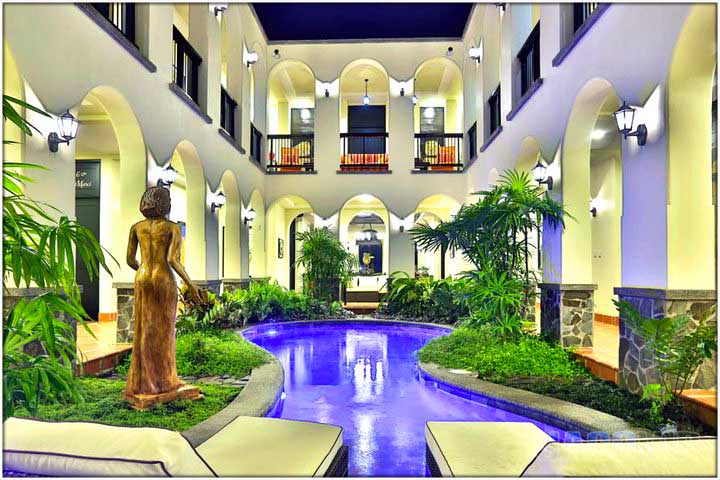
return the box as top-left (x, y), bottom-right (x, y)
top-left (339, 132), bottom-right (389, 173)
top-left (267, 134), bottom-right (315, 173)
top-left (414, 133), bottom-right (463, 172)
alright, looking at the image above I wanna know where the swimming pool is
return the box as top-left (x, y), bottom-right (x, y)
top-left (243, 321), bottom-right (579, 476)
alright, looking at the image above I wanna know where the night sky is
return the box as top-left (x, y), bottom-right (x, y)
top-left (252, 3), bottom-right (474, 41)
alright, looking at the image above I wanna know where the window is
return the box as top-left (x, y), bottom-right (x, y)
top-left (91, 3), bottom-right (136, 45)
top-left (488, 85), bottom-right (501, 136)
top-left (220, 87), bottom-right (237, 138)
top-left (573, 3), bottom-right (599, 32)
top-left (250, 123), bottom-right (262, 163)
top-left (518, 22), bottom-right (541, 97)
top-left (467, 122), bottom-right (477, 160)
top-left (291, 108), bottom-right (314, 135)
top-left (172, 26), bottom-right (202, 103)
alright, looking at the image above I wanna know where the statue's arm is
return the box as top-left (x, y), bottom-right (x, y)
top-left (126, 224), bottom-right (140, 271)
top-left (168, 223), bottom-right (200, 300)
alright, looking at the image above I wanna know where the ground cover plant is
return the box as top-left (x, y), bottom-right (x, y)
top-left (13, 377), bottom-right (238, 431)
top-left (417, 327), bottom-right (712, 434)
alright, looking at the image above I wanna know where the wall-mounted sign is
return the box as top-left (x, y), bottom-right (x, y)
top-left (75, 161), bottom-right (101, 198)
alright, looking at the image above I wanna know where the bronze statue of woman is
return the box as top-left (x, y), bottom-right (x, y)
top-left (123, 186), bottom-right (202, 409)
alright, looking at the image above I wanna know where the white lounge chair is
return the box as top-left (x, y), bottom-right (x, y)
top-left (425, 421), bottom-right (716, 477)
top-left (3, 416), bottom-right (348, 477)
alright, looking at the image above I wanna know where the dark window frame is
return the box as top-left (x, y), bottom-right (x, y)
top-left (250, 123), bottom-right (263, 163)
top-left (488, 85), bottom-right (501, 136)
top-left (91, 3), bottom-right (136, 45)
top-left (467, 122), bottom-right (477, 161)
top-left (220, 86), bottom-right (237, 139)
top-left (517, 22), bottom-right (541, 97)
top-left (172, 26), bottom-right (202, 104)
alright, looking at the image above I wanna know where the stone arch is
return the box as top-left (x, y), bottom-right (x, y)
top-left (339, 194), bottom-right (391, 277)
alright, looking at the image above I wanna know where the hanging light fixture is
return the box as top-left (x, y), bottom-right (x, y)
top-left (363, 78), bottom-right (371, 106)
top-left (532, 160), bottom-right (553, 190)
top-left (157, 164), bottom-right (178, 187)
top-left (47, 110), bottom-right (80, 152)
top-left (613, 100), bottom-right (647, 146)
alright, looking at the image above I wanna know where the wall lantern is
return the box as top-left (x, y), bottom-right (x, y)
top-left (613, 101), bottom-right (647, 146)
top-left (400, 87), bottom-right (405, 97)
top-left (157, 164), bottom-right (177, 187)
top-left (494, 3), bottom-right (506, 15)
top-left (468, 45), bottom-right (482, 64)
top-left (322, 82), bottom-right (332, 98)
top-left (245, 51), bottom-right (259, 68)
top-left (47, 111), bottom-right (79, 152)
top-left (212, 4), bottom-right (227, 16)
top-left (210, 191), bottom-right (226, 213)
top-left (243, 207), bottom-right (257, 227)
top-left (590, 198), bottom-right (599, 217)
top-left (412, 94), bottom-right (418, 105)
top-left (363, 79), bottom-right (371, 106)
top-left (272, 49), bottom-right (280, 59)
top-left (532, 160), bottom-right (553, 190)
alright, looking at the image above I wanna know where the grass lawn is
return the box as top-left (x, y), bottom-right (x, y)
top-left (417, 327), bottom-right (712, 434)
top-left (14, 377), bottom-right (239, 431)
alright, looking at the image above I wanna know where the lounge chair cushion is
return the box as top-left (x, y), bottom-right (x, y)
top-left (425, 421), bottom-right (553, 477)
top-left (3, 417), bottom-right (215, 477)
top-left (522, 436), bottom-right (717, 477)
top-left (196, 416), bottom-right (342, 477)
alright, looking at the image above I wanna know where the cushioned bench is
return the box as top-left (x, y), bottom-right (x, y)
top-left (425, 421), bottom-right (717, 477)
top-left (3, 416), bottom-right (348, 477)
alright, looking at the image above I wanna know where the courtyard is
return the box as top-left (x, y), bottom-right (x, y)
top-left (3, 1), bottom-right (718, 477)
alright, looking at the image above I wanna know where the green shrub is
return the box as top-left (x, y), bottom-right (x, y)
top-left (175, 331), bottom-right (270, 378)
top-left (381, 272), bottom-right (471, 324)
top-left (417, 327), bottom-right (588, 382)
top-left (294, 227), bottom-right (356, 303)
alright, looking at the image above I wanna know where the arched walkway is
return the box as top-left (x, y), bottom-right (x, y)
top-left (265, 194), bottom-right (314, 289)
top-left (218, 170), bottom-right (241, 279)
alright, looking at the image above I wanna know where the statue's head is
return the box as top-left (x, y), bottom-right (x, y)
top-left (140, 186), bottom-right (171, 219)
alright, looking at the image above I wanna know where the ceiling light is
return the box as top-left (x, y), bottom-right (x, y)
top-left (363, 78), bottom-right (370, 106)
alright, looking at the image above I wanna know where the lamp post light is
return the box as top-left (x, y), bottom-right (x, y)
top-left (613, 101), bottom-right (647, 146)
top-left (47, 111), bottom-right (79, 152)
top-left (210, 191), bottom-right (226, 213)
top-left (157, 164), bottom-right (177, 187)
top-left (532, 160), bottom-right (554, 190)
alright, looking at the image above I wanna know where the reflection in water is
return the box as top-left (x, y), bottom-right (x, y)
top-left (244, 322), bottom-right (579, 477)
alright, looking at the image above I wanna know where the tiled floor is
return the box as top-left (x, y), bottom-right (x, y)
top-left (76, 321), bottom-right (132, 371)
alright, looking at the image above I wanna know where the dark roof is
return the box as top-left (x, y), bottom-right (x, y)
top-left (252, 3), bottom-right (474, 42)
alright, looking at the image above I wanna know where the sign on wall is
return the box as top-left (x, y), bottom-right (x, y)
top-left (75, 161), bottom-right (101, 198)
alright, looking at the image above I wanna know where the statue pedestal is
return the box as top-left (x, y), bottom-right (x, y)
top-left (123, 384), bottom-right (203, 410)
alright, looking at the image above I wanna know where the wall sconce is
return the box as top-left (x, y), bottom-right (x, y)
top-left (532, 160), bottom-right (553, 190)
top-left (157, 164), bottom-right (177, 187)
top-left (590, 198), bottom-right (599, 217)
top-left (243, 207), bottom-right (257, 227)
top-left (613, 101), bottom-right (647, 146)
top-left (210, 191), bottom-right (226, 213)
top-left (47, 111), bottom-right (79, 152)
top-left (494, 3), bottom-right (506, 15)
top-left (468, 45), bottom-right (482, 63)
top-left (212, 4), bottom-right (227, 16)
top-left (412, 94), bottom-right (418, 105)
top-left (245, 51), bottom-right (258, 68)
top-left (272, 49), bottom-right (280, 59)
top-left (446, 46), bottom-right (454, 57)
top-left (322, 82), bottom-right (332, 98)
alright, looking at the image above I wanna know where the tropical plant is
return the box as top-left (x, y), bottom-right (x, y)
top-left (381, 272), bottom-right (471, 324)
top-left (3, 95), bottom-right (115, 419)
top-left (294, 226), bottom-right (356, 303)
top-left (615, 300), bottom-right (717, 415)
top-left (463, 268), bottom-right (529, 338)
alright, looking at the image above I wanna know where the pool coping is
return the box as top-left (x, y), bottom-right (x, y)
top-left (181, 341), bottom-right (284, 447)
top-left (418, 361), bottom-right (653, 439)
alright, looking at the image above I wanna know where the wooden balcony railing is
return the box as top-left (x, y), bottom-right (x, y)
top-left (414, 133), bottom-right (463, 171)
top-left (267, 134), bottom-right (314, 172)
top-left (250, 123), bottom-right (263, 164)
top-left (339, 132), bottom-right (389, 171)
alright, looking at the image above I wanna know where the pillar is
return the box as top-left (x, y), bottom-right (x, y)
top-left (539, 283), bottom-right (596, 348)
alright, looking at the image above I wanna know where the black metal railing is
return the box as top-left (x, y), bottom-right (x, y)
top-left (267, 134), bottom-right (314, 172)
top-left (172, 26), bottom-right (202, 104)
top-left (414, 133), bottom-right (463, 171)
top-left (339, 132), bottom-right (389, 170)
top-left (220, 86), bottom-right (237, 139)
top-left (518, 22), bottom-right (541, 96)
top-left (488, 85), bottom-right (501, 136)
top-left (573, 3), bottom-right (599, 32)
top-left (250, 123), bottom-right (263, 164)
top-left (91, 3), bottom-right (136, 44)
top-left (467, 122), bottom-right (477, 161)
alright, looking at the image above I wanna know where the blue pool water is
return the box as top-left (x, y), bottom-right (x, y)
top-left (243, 321), bottom-right (579, 476)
